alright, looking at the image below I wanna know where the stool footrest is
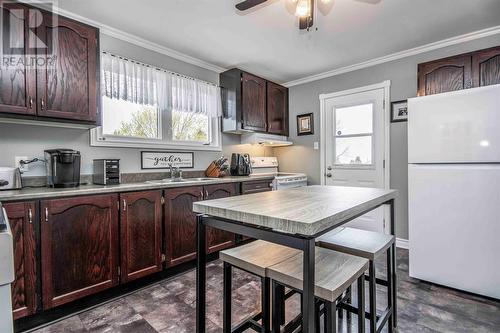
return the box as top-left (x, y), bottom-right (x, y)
top-left (231, 312), bottom-right (263, 333)
top-left (364, 273), bottom-right (389, 287)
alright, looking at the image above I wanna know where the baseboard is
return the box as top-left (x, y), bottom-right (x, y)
top-left (396, 238), bottom-right (409, 249)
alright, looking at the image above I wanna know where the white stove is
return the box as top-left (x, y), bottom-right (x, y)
top-left (250, 157), bottom-right (307, 190)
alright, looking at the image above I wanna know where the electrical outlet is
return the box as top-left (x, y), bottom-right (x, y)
top-left (313, 142), bottom-right (319, 150)
top-left (15, 156), bottom-right (28, 172)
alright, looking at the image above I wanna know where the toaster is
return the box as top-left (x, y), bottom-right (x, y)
top-left (0, 167), bottom-right (22, 190)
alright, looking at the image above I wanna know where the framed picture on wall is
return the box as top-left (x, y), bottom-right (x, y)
top-left (297, 113), bottom-right (314, 135)
top-left (391, 100), bottom-right (408, 122)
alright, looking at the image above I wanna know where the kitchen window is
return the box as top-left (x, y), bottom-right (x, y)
top-left (91, 52), bottom-right (222, 151)
top-left (333, 103), bottom-right (374, 166)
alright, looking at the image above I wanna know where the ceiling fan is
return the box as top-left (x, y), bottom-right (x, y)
top-left (236, 0), bottom-right (316, 30)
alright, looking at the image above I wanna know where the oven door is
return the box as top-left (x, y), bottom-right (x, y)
top-left (275, 177), bottom-right (308, 190)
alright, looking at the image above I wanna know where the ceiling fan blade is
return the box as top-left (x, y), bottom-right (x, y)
top-left (235, 0), bottom-right (268, 11)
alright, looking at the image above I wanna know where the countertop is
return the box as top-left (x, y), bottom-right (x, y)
top-left (0, 175), bottom-right (274, 202)
top-left (193, 185), bottom-right (397, 236)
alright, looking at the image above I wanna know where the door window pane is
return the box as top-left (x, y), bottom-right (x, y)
top-left (335, 136), bottom-right (372, 165)
top-left (335, 103), bottom-right (373, 136)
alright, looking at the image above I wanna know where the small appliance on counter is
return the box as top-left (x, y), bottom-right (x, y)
top-left (251, 157), bottom-right (307, 190)
top-left (230, 153), bottom-right (252, 176)
top-left (93, 159), bottom-right (120, 185)
top-left (0, 167), bottom-right (22, 190)
top-left (44, 149), bottom-right (81, 188)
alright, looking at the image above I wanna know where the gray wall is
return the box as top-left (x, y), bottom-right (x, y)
top-left (275, 34), bottom-right (500, 240)
top-left (0, 34), bottom-right (271, 176)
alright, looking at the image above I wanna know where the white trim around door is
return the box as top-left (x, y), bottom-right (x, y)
top-left (319, 80), bottom-right (391, 232)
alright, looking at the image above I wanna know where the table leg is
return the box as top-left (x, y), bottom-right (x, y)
top-left (196, 215), bottom-right (207, 333)
top-left (389, 199), bottom-right (398, 328)
top-left (302, 238), bottom-right (316, 333)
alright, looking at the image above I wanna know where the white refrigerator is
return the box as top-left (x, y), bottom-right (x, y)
top-left (408, 84), bottom-right (500, 300)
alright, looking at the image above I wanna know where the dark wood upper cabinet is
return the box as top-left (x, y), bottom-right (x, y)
top-left (0, 2), bottom-right (99, 124)
top-left (242, 72), bottom-right (267, 132)
top-left (417, 45), bottom-right (500, 96)
top-left (120, 191), bottom-right (163, 283)
top-left (220, 68), bottom-right (289, 135)
top-left (40, 194), bottom-right (119, 309)
top-left (3, 201), bottom-right (37, 319)
top-left (418, 54), bottom-right (472, 96)
top-left (267, 81), bottom-right (289, 136)
top-left (0, 2), bottom-right (36, 116)
top-left (164, 186), bottom-right (203, 267)
top-left (204, 183), bottom-right (238, 254)
top-left (472, 46), bottom-right (500, 87)
top-left (36, 10), bottom-right (98, 122)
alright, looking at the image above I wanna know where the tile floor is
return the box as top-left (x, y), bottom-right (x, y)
top-left (30, 249), bottom-right (500, 333)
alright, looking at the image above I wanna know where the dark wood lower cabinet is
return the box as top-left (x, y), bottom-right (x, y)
top-left (3, 201), bottom-right (37, 319)
top-left (164, 186), bottom-right (203, 267)
top-left (205, 183), bottom-right (238, 254)
top-left (120, 191), bottom-right (163, 283)
top-left (7, 181), bottom-right (249, 317)
top-left (40, 194), bottom-right (119, 309)
top-left (241, 180), bottom-right (273, 194)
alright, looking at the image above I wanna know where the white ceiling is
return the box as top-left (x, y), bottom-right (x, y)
top-left (57, 0), bottom-right (500, 84)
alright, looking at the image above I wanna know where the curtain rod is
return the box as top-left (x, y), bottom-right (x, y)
top-left (102, 51), bottom-right (220, 88)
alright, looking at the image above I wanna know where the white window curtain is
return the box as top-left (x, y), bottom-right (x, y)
top-left (102, 52), bottom-right (221, 118)
top-left (101, 52), bottom-right (158, 106)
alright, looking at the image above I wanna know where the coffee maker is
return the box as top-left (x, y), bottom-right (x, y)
top-left (230, 153), bottom-right (252, 176)
top-left (45, 149), bottom-right (81, 188)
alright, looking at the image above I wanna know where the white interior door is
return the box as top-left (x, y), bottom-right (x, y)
top-left (322, 87), bottom-right (387, 232)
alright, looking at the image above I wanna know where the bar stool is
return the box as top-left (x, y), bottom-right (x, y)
top-left (220, 240), bottom-right (300, 333)
top-left (266, 247), bottom-right (369, 333)
top-left (317, 227), bottom-right (396, 333)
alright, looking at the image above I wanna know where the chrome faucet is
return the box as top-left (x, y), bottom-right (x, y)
top-left (169, 164), bottom-right (182, 181)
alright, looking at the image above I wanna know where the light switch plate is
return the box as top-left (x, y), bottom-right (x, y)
top-left (313, 142), bottom-right (319, 150)
top-left (15, 156), bottom-right (28, 172)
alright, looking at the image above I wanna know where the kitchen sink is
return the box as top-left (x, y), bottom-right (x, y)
top-left (146, 177), bottom-right (214, 184)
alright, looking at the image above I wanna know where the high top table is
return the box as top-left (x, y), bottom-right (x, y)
top-left (193, 185), bottom-right (398, 333)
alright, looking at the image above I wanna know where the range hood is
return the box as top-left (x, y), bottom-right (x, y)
top-left (241, 133), bottom-right (293, 147)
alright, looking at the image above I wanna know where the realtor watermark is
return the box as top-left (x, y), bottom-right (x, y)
top-left (0, 1), bottom-right (58, 69)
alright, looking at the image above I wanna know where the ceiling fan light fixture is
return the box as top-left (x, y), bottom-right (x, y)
top-left (295, 0), bottom-right (310, 17)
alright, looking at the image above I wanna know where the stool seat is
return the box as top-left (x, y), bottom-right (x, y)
top-left (266, 247), bottom-right (368, 302)
top-left (318, 227), bottom-right (395, 260)
top-left (220, 240), bottom-right (300, 277)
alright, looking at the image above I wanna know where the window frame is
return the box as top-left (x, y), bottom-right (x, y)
top-left (332, 101), bottom-right (376, 169)
top-left (91, 97), bottom-right (222, 151)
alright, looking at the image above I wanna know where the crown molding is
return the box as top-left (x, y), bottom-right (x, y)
top-left (284, 25), bottom-right (500, 87)
top-left (18, 0), bottom-right (226, 73)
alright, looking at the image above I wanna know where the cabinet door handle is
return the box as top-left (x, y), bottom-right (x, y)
top-left (28, 208), bottom-right (33, 224)
top-left (40, 98), bottom-right (45, 111)
top-left (200, 191), bottom-right (204, 200)
top-left (45, 207), bottom-right (49, 222)
top-left (29, 97), bottom-right (33, 109)
top-left (122, 199), bottom-right (127, 211)
top-left (205, 190), bottom-right (209, 199)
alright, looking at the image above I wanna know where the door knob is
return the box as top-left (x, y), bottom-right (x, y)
top-left (327, 166), bottom-right (332, 170)
top-left (326, 173), bottom-right (332, 178)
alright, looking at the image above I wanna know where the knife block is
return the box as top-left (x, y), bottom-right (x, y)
top-left (205, 162), bottom-right (226, 178)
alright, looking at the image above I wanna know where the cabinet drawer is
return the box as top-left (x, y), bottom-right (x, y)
top-left (241, 180), bottom-right (273, 194)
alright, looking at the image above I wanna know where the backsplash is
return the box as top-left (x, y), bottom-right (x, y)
top-left (0, 123), bottom-right (276, 178)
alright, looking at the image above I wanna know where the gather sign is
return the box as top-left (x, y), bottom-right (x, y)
top-left (141, 151), bottom-right (194, 169)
